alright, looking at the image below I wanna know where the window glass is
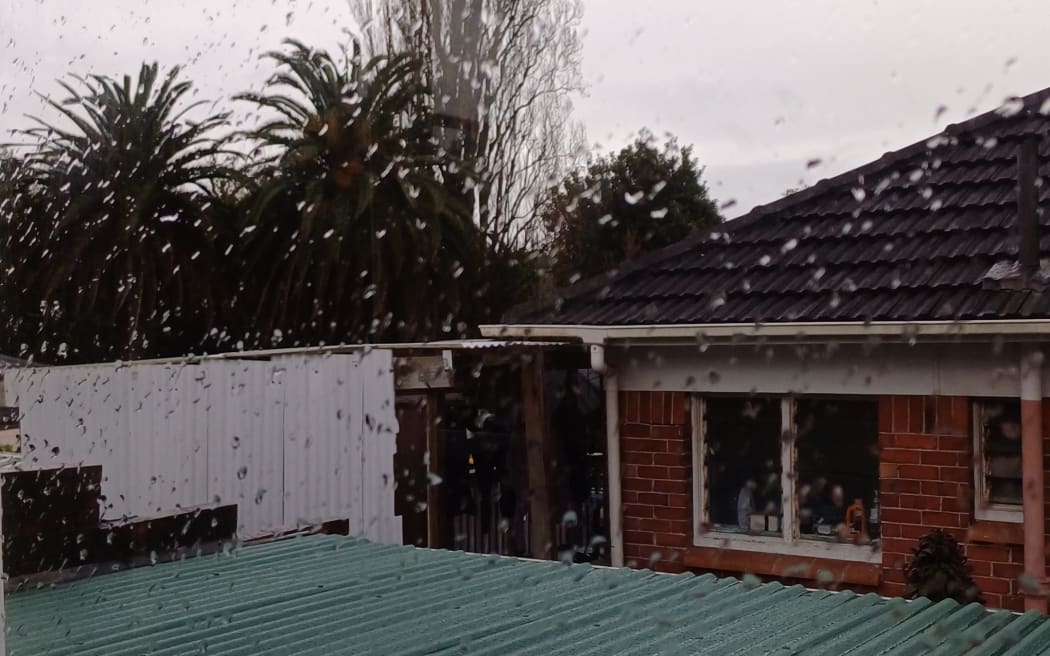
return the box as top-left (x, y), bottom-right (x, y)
top-left (976, 399), bottom-right (1022, 508)
top-left (0, 406), bottom-right (19, 455)
top-left (796, 399), bottom-right (879, 542)
top-left (704, 397), bottom-right (781, 535)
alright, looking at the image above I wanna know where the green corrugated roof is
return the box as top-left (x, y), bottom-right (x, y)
top-left (7, 535), bottom-right (1050, 655)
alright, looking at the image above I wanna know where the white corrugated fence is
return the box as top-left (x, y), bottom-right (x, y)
top-left (2, 350), bottom-right (401, 542)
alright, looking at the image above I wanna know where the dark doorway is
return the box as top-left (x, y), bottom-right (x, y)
top-left (394, 396), bottom-right (430, 548)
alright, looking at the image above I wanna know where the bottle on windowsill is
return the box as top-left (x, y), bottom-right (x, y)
top-left (869, 491), bottom-right (880, 540)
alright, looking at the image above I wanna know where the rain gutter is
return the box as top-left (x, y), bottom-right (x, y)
top-left (480, 320), bottom-right (1050, 343)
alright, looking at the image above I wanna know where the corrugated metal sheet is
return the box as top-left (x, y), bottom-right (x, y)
top-left (2, 351), bottom-right (400, 541)
top-left (8, 535), bottom-right (1050, 656)
top-left (507, 88), bottom-right (1050, 327)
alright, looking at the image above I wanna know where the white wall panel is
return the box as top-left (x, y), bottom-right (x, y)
top-left (612, 342), bottom-right (1027, 398)
top-left (3, 350), bottom-right (400, 542)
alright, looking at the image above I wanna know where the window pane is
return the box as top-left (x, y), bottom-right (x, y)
top-left (796, 399), bottom-right (878, 542)
top-left (978, 399), bottom-right (1022, 506)
top-left (705, 397), bottom-right (782, 536)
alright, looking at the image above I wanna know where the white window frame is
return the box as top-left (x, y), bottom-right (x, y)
top-left (690, 394), bottom-right (881, 564)
top-left (972, 399), bottom-right (1023, 524)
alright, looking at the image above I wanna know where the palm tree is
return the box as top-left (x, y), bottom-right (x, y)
top-left (4, 64), bottom-right (240, 361)
top-left (235, 40), bottom-right (480, 346)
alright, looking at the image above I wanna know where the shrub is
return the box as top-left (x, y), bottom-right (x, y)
top-left (903, 529), bottom-right (982, 604)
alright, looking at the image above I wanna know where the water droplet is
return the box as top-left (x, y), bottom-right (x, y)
top-left (742, 573), bottom-right (762, 589)
top-left (997, 97), bottom-right (1025, 117)
top-left (236, 466), bottom-right (248, 480)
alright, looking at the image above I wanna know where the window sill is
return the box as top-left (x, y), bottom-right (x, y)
top-left (974, 507), bottom-right (1023, 524)
top-left (685, 535), bottom-right (882, 587)
top-left (692, 533), bottom-right (881, 563)
top-left (967, 520), bottom-right (1023, 545)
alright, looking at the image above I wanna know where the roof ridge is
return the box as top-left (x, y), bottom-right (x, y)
top-left (502, 85), bottom-right (1050, 326)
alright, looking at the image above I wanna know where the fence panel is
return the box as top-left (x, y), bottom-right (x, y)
top-left (3, 350), bottom-right (400, 541)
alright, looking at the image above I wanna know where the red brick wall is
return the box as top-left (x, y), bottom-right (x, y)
top-left (619, 390), bottom-right (691, 573)
top-left (878, 395), bottom-right (1027, 611)
top-left (617, 390), bottom-right (1048, 611)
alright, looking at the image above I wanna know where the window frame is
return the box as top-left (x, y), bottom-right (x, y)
top-left (972, 399), bottom-right (1023, 524)
top-left (689, 394), bottom-right (880, 564)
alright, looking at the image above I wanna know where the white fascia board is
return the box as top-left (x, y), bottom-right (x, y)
top-left (480, 320), bottom-right (1050, 343)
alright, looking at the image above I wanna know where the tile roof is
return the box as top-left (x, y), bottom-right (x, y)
top-left (507, 89), bottom-right (1050, 326)
top-left (8, 535), bottom-right (1050, 655)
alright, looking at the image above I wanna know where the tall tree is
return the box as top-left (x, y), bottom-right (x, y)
top-left (0, 150), bottom-right (19, 195)
top-left (350, 0), bottom-right (585, 254)
top-left (2, 64), bottom-right (239, 362)
top-left (540, 131), bottom-right (722, 287)
top-left (0, 151), bottom-right (22, 241)
top-left (235, 40), bottom-right (481, 346)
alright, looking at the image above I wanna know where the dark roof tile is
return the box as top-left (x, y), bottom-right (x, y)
top-left (507, 88), bottom-right (1050, 326)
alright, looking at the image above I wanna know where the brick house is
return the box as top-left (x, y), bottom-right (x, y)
top-left (485, 87), bottom-right (1050, 611)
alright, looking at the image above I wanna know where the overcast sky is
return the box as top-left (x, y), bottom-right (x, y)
top-left (3, 0), bottom-right (1050, 214)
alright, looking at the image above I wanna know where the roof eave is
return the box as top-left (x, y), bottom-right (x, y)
top-left (480, 320), bottom-right (1050, 344)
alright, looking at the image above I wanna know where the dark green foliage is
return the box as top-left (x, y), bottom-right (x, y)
top-left (0, 49), bottom-right (715, 362)
top-left (540, 130), bottom-right (721, 287)
top-left (2, 64), bottom-right (240, 361)
top-left (234, 40), bottom-right (482, 346)
top-left (903, 529), bottom-right (983, 604)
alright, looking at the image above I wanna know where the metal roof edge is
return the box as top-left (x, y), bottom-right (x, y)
top-left (0, 339), bottom-right (573, 372)
top-left (502, 86), bottom-right (1050, 327)
top-left (482, 319), bottom-right (1050, 343)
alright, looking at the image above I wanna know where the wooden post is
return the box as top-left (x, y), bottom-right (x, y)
top-left (1021, 350), bottom-right (1046, 613)
top-left (425, 390), bottom-right (446, 549)
top-left (605, 373), bottom-right (623, 567)
top-left (522, 350), bottom-right (552, 559)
